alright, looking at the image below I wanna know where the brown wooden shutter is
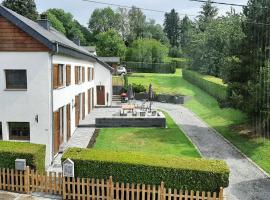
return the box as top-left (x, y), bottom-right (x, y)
top-left (82, 92), bottom-right (85, 119)
top-left (82, 67), bottom-right (85, 82)
top-left (53, 111), bottom-right (60, 155)
top-left (87, 67), bottom-right (90, 81)
top-left (66, 65), bottom-right (71, 86)
top-left (88, 89), bottom-right (91, 114)
top-left (92, 68), bottom-right (94, 80)
top-left (75, 66), bottom-right (78, 84)
top-left (66, 104), bottom-right (71, 141)
top-left (53, 64), bottom-right (59, 89)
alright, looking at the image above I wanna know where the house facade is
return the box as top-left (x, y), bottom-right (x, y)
top-left (0, 6), bottom-right (113, 167)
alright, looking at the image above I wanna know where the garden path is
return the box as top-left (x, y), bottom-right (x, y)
top-left (153, 102), bottom-right (270, 200)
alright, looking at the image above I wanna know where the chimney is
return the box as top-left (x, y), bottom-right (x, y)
top-left (37, 14), bottom-right (51, 30)
top-left (73, 37), bottom-right (80, 46)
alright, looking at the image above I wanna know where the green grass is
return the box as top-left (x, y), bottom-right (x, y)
top-left (129, 69), bottom-right (270, 175)
top-left (94, 112), bottom-right (201, 158)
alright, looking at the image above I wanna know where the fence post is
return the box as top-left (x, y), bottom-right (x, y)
top-left (24, 166), bottom-right (30, 194)
top-left (219, 187), bottom-right (224, 200)
top-left (160, 182), bottom-right (165, 200)
top-left (109, 176), bottom-right (113, 200)
top-left (62, 176), bottom-right (66, 200)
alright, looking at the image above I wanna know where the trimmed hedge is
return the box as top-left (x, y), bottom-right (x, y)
top-left (125, 62), bottom-right (176, 74)
top-left (0, 141), bottom-right (46, 172)
top-left (62, 148), bottom-right (229, 192)
top-left (182, 69), bottom-right (227, 101)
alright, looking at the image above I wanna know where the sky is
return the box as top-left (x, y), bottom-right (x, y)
top-left (1, 0), bottom-right (249, 26)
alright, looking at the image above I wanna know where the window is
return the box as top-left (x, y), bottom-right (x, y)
top-left (66, 65), bottom-right (71, 86)
top-left (0, 122), bottom-right (2, 140)
top-left (5, 70), bottom-right (27, 89)
top-left (8, 122), bottom-right (30, 141)
top-left (53, 64), bottom-right (65, 89)
top-left (75, 66), bottom-right (82, 84)
top-left (58, 65), bottom-right (64, 86)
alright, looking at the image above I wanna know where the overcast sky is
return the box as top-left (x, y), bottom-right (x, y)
top-left (2, 0), bottom-right (249, 26)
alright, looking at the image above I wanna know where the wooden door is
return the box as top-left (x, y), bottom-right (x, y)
top-left (53, 111), bottom-right (60, 155)
top-left (88, 89), bottom-right (91, 114)
top-left (82, 92), bottom-right (85, 119)
top-left (66, 104), bottom-right (71, 141)
top-left (75, 95), bottom-right (80, 127)
top-left (96, 86), bottom-right (105, 105)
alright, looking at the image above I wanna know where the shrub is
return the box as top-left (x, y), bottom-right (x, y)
top-left (62, 148), bottom-right (229, 192)
top-left (132, 83), bottom-right (147, 93)
top-left (182, 69), bottom-right (227, 101)
top-left (125, 62), bottom-right (175, 74)
top-left (0, 141), bottom-right (46, 172)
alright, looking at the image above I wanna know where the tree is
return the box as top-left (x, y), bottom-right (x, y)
top-left (46, 9), bottom-right (90, 45)
top-left (95, 29), bottom-right (126, 59)
top-left (144, 19), bottom-right (170, 46)
top-left (126, 38), bottom-right (168, 63)
top-left (197, 0), bottom-right (218, 31)
top-left (89, 7), bottom-right (122, 35)
top-left (163, 9), bottom-right (181, 47)
top-left (2, 0), bottom-right (38, 20)
top-left (180, 16), bottom-right (194, 52)
top-left (225, 0), bottom-right (270, 134)
top-left (117, 8), bottom-right (130, 42)
top-left (127, 6), bottom-right (147, 44)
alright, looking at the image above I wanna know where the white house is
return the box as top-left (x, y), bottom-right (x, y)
top-left (0, 6), bottom-right (113, 167)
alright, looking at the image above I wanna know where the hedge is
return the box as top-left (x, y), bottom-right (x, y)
top-left (62, 148), bottom-right (229, 192)
top-left (0, 141), bottom-right (46, 172)
top-left (182, 69), bottom-right (227, 101)
top-left (124, 62), bottom-right (176, 74)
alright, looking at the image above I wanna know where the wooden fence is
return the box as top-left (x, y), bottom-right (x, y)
top-left (112, 76), bottom-right (124, 86)
top-left (0, 167), bottom-right (224, 200)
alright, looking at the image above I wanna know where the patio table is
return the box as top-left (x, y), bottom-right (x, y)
top-left (122, 104), bottom-right (135, 112)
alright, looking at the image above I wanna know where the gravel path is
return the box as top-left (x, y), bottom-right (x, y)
top-left (154, 102), bottom-right (270, 200)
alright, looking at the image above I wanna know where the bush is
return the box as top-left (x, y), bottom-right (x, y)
top-left (125, 62), bottom-right (176, 74)
top-left (132, 83), bottom-right (147, 93)
top-left (169, 46), bottom-right (183, 58)
top-left (182, 69), bottom-right (227, 101)
top-left (0, 141), bottom-right (46, 172)
top-left (62, 148), bottom-right (229, 192)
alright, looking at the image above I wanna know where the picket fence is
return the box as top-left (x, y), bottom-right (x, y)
top-left (0, 167), bottom-right (225, 200)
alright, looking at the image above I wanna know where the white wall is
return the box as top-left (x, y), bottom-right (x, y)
top-left (52, 55), bottom-right (95, 144)
top-left (94, 62), bottom-right (112, 106)
top-left (0, 52), bottom-right (52, 166)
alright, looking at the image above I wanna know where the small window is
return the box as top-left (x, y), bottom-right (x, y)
top-left (8, 122), bottom-right (30, 141)
top-left (0, 122), bottom-right (2, 140)
top-left (5, 70), bottom-right (27, 89)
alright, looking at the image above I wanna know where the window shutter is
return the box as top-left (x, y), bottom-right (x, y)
top-left (92, 68), bottom-right (94, 80)
top-left (75, 66), bottom-right (78, 84)
top-left (53, 111), bottom-right (60, 155)
top-left (66, 65), bottom-right (71, 86)
top-left (82, 67), bottom-right (85, 82)
top-left (88, 68), bottom-right (90, 81)
top-left (53, 64), bottom-right (59, 89)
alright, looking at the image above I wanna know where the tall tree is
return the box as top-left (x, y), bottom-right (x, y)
top-left (117, 8), bottom-right (130, 42)
top-left (226, 0), bottom-right (270, 135)
top-left (197, 0), bottom-right (218, 31)
top-left (46, 9), bottom-right (89, 45)
top-left (89, 7), bottom-right (122, 35)
top-left (127, 6), bottom-right (147, 44)
top-left (163, 9), bottom-right (181, 47)
top-left (2, 0), bottom-right (38, 20)
top-left (95, 29), bottom-right (126, 59)
top-left (180, 16), bottom-right (194, 51)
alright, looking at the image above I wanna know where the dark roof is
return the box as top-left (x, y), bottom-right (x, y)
top-left (0, 5), bottom-right (113, 72)
top-left (98, 57), bottom-right (120, 63)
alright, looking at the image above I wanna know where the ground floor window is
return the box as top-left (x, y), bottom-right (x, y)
top-left (0, 122), bottom-right (2, 140)
top-left (8, 122), bottom-right (30, 141)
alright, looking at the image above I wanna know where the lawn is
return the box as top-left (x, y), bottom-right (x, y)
top-left (93, 112), bottom-right (201, 158)
top-left (129, 69), bottom-right (270, 174)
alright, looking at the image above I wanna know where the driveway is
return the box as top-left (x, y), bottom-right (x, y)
top-left (154, 102), bottom-right (270, 200)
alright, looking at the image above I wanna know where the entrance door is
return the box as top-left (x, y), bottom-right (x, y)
top-left (66, 104), bottom-right (71, 141)
top-left (53, 111), bottom-right (60, 155)
top-left (82, 92), bottom-right (85, 120)
top-left (96, 86), bottom-right (105, 105)
top-left (75, 95), bottom-right (80, 127)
